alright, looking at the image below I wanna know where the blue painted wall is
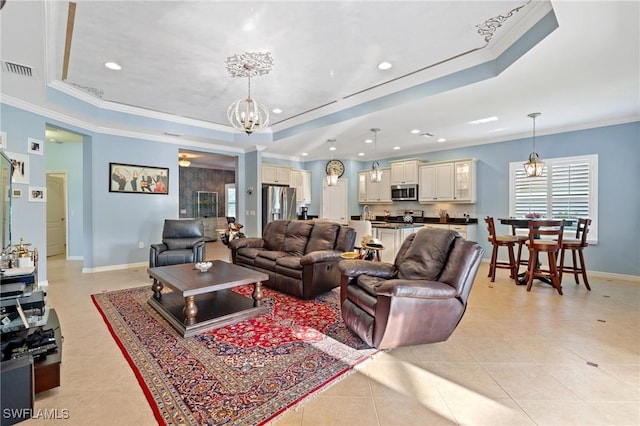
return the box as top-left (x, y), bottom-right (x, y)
top-left (1, 104), bottom-right (48, 279)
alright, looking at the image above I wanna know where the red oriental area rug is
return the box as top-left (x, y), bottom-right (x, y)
top-left (91, 285), bottom-right (377, 425)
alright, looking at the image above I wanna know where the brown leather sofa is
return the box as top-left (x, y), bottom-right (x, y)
top-left (338, 228), bottom-right (484, 349)
top-left (229, 220), bottom-right (356, 299)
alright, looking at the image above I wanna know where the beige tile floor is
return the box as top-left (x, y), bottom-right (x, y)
top-left (25, 240), bottom-right (639, 425)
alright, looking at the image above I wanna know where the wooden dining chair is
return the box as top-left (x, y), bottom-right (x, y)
top-left (525, 219), bottom-right (564, 295)
top-left (484, 217), bottom-right (518, 283)
top-left (559, 218), bottom-right (592, 290)
top-left (511, 224), bottom-right (529, 279)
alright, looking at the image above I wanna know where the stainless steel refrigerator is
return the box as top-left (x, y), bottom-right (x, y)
top-left (262, 186), bottom-right (297, 229)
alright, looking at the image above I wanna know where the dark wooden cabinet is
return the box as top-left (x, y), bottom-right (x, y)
top-left (33, 308), bottom-right (62, 393)
top-left (0, 309), bottom-right (62, 394)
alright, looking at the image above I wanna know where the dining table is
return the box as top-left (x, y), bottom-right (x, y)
top-left (498, 217), bottom-right (575, 285)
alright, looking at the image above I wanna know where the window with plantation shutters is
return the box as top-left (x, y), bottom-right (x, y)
top-left (509, 154), bottom-right (598, 242)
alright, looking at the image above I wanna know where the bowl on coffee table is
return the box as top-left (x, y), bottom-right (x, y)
top-left (195, 261), bottom-right (213, 272)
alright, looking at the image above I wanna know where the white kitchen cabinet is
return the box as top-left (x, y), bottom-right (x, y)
top-left (358, 172), bottom-right (367, 203)
top-left (453, 160), bottom-right (477, 202)
top-left (390, 160), bottom-right (421, 185)
top-left (290, 169), bottom-right (311, 204)
top-left (262, 165), bottom-right (291, 185)
top-left (449, 224), bottom-right (477, 241)
top-left (418, 159), bottom-right (476, 203)
top-left (400, 226), bottom-right (422, 243)
top-left (375, 227), bottom-right (398, 263)
top-left (424, 223), bottom-right (478, 241)
top-left (419, 163), bottom-right (454, 202)
top-left (359, 168), bottom-right (392, 203)
top-left (373, 225), bottom-right (423, 263)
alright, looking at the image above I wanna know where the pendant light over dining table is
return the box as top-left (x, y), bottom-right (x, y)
top-left (369, 128), bottom-right (383, 183)
top-left (225, 51), bottom-right (273, 135)
top-left (523, 112), bottom-right (544, 177)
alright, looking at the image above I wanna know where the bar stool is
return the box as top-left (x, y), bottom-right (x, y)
top-left (525, 219), bottom-right (564, 295)
top-left (484, 217), bottom-right (518, 282)
top-left (559, 218), bottom-right (592, 290)
top-left (511, 224), bottom-right (529, 279)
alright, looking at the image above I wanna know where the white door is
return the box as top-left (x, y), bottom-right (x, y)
top-left (46, 174), bottom-right (66, 257)
top-left (322, 179), bottom-right (348, 224)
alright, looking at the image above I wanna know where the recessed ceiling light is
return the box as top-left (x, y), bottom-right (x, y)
top-left (468, 116), bottom-right (498, 125)
top-left (411, 129), bottom-right (420, 134)
top-left (365, 138), bottom-right (373, 144)
top-left (393, 146), bottom-right (400, 150)
top-left (437, 138), bottom-right (447, 143)
top-left (358, 152), bottom-right (365, 156)
top-left (302, 152), bottom-right (308, 156)
top-left (242, 18), bottom-right (255, 32)
top-left (272, 108), bottom-right (282, 114)
top-left (329, 146), bottom-right (336, 151)
top-left (377, 61), bottom-right (392, 70)
top-left (104, 61), bottom-right (121, 70)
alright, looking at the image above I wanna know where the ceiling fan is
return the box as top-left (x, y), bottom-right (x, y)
top-left (178, 154), bottom-right (191, 168)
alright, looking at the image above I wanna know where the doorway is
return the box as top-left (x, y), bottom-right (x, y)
top-left (177, 149), bottom-right (238, 234)
top-left (322, 178), bottom-right (348, 224)
top-left (46, 173), bottom-right (67, 257)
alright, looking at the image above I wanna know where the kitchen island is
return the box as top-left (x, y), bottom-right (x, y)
top-left (351, 216), bottom-right (478, 262)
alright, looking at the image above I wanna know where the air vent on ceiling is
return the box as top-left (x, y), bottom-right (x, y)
top-left (1, 60), bottom-right (34, 77)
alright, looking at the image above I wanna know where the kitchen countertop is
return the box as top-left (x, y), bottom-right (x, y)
top-left (369, 222), bottom-right (424, 229)
top-left (351, 216), bottom-right (478, 227)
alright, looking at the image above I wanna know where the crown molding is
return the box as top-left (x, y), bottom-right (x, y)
top-left (0, 94), bottom-right (246, 154)
top-left (48, 80), bottom-right (235, 133)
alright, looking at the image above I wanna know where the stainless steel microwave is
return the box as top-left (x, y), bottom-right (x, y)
top-left (391, 184), bottom-right (418, 201)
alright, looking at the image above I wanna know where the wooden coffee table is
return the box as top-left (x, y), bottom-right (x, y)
top-left (147, 261), bottom-right (269, 337)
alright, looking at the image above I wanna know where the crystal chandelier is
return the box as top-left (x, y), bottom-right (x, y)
top-left (326, 139), bottom-right (338, 186)
top-left (178, 154), bottom-right (191, 168)
top-left (523, 112), bottom-right (544, 177)
top-left (225, 52), bottom-right (273, 135)
top-left (369, 128), bottom-right (382, 183)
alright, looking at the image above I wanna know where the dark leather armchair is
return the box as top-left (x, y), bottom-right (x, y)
top-left (338, 228), bottom-right (484, 349)
top-left (149, 219), bottom-right (205, 268)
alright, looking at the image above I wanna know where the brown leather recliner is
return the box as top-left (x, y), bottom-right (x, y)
top-left (149, 219), bottom-right (205, 268)
top-left (338, 228), bottom-right (484, 349)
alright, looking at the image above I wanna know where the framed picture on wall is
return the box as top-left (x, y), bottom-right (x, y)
top-left (109, 162), bottom-right (169, 194)
top-left (12, 188), bottom-right (22, 198)
top-left (28, 186), bottom-right (46, 202)
top-left (6, 152), bottom-right (29, 185)
top-left (28, 138), bottom-right (44, 155)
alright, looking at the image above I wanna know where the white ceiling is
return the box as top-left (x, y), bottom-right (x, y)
top-left (1, 1), bottom-right (638, 168)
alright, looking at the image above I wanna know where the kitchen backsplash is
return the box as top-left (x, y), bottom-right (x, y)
top-left (364, 201), bottom-right (477, 219)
